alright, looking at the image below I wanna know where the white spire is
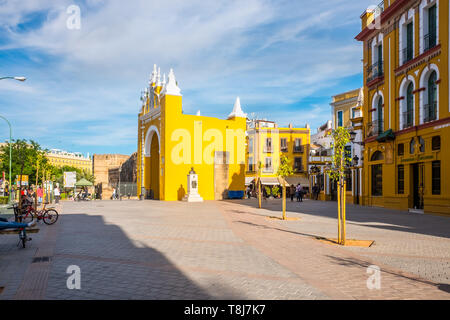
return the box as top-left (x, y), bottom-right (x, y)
top-left (196, 110), bottom-right (201, 116)
top-left (228, 96), bottom-right (247, 119)
top-left (161, 68), bottom-right (182, 96)
top-left (156, 67), bottom-right (161, 87)
top-left (150, 64), bottom-right (157, 85)
top-left (162, 73), bottom-right (166, 86)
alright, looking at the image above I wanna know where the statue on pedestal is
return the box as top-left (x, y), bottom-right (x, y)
top-left (183, 167), bottom-right (203, 202)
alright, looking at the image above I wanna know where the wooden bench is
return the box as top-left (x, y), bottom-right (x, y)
top-left (0, 228), bottom-right (40, 235)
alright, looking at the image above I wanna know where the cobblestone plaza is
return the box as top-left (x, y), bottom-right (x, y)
top-left (1, 199), bottom-right (449, 300)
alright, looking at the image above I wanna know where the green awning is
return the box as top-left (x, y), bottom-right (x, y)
top-left (376, 129), bottom-right (395, 142)
top-left (75, 178), bottom-right (93, 187)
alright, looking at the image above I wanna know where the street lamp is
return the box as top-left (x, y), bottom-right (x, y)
top-left (1, 76), bottom-right (26, 203)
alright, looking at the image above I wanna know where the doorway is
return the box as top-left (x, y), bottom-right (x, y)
top-left (411, 163), bottom-right (424, 209)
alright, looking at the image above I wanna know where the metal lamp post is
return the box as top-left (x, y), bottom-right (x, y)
top-left (1, 76), bottom-right (26, 202)
top-left (349, 131), bottom-right (363, 205)
top-left (0, 116), bottom-right (12, 202)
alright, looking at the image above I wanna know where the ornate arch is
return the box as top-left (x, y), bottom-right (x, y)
top-left (144, 125), bottom-right (160, 157)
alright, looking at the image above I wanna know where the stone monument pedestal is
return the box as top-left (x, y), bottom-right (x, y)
top-left (182, 168), bottom-right (203, 202)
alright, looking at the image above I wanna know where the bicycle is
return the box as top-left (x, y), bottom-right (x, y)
top-left (20, 202), bottom-right (59, 225)
top-left (4, 207), bottom-right (35, 248)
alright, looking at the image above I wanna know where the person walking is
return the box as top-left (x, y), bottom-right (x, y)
top-left (296, 184), bottom-right (302, 202)
top-left (54, 186), bottom-right (61, 204)
top-left (37, 186), bottom-right (43, 205)
top-left (290, 184), bottom-right (295, 202)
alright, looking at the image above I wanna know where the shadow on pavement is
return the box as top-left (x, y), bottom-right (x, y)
top-left (7, 212), bottom-right (241, 300)
top-left (224, 198), bottom-right (450, 239)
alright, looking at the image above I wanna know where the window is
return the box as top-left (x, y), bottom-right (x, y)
top-left (432, 136), bottom-right (441, 151)
top-left (425, 71), bottom-right (437, 123)
top-left (377, 97), bottom-right (383, 133)
top-left (432, 161), bottom-right (440, 195)
top-left (404, 22), bottom-right (414, 63)
top-left (371, 151), bottom-right (384, 161)
top-left (265, 138), bottom-right (272, 153)
top-left (398, 143), bottom-right (404, 156)
top-left (398, 165), bottom-right (404, 194)
top-left (248, 137), bottom-right (253, 153)
top-left (294, 157), bottom-right (303, 172)
top-left (264, 157), bottom-right (272, 172)
top-left (344, 145), bottom-right (352, 166)
top-left (405, 82), bottom-right (414, 128)
top-left (293, 139), bottom-right (303, 153)
top-left (337, 111), bottom-right (343, 127)
top-left (371, 164), bottom-right (383, 196)
top-left (345, 170), bottom-right (352, 191)
top-left (418, 136), bottom-right (425, 153)
top-left (351, 108), bottom-right (357, 119)
top-left (425, 5), bottom-right (437, 51)
top-left (410, 138), bottom-right (415, 154)
top-left (248, 157), bottom-right (254, 172)
top-left (280, 138), bottom-right (288, 152)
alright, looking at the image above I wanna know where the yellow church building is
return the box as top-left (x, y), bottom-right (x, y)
top-left (356, 0), bottom-right (450, 214)
top-left (137, 65), bottom-right (247, 201)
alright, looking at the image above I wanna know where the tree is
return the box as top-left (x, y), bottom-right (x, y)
top-left (326, 127), bottom-right (351, 245)
top-left (0, 139), bottom-right (49, 186)
top-left (277, 155), bottom-right (293, 220)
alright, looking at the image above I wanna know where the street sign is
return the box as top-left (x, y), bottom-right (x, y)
top-left (64, 172), bottom-right (77, 188)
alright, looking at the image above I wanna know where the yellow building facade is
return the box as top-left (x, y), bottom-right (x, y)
top-left (331, 88), bottom-right (364, 205)
top-left (245, 120), bottom-right (310, 190)
top-left (46, 149), bottom-right (92, 173)
top-left (356, 0), bottom-right (450, 214)
top-left (137, 65), bottom-right (247, 201)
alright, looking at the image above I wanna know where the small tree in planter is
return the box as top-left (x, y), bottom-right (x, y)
top-left (326, 127), bottom-right (352, 245)
top-left (272, 185), bottom-right (280, 198)
top-left (264, 186), bottom-right (271, 199)
top-left (277, 155), bottom-right (294, 220)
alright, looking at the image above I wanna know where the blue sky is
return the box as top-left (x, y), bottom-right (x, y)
top-left (0, 0), bottom-right (374, 156)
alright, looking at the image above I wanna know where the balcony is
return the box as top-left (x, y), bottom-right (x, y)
top-left (280, 147), bottom-right (288, 153)
top-left (424, 33), bottom-right (437, 52)
top-left (367, 120), bottom-right (384, 137)
top-left (367, 60), bottom-right (384, 83)
top-left (293, 166), bottom-right (304, 173)
top-left (402, 111), bottom-right (414, 129)
top-left (402, 48), bottom-right (413, 65)
top-left (293, 146), bottom-right (304, 154)
top-left (424, 102), bottom-right (437, 123)
top-left (263, 146), bottom-right (273, 153)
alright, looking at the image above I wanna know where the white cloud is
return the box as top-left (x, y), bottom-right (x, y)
top-left (0, 0), bottom-right (374, 152)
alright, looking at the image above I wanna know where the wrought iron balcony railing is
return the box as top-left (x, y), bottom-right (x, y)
top-left (402, 47), bottom-right (413, 64)
top-left (424, 33), bottom-right (437, 52)
top-left (293, 146), bottom-right (304, 153)
top-left (424, 102), bottom-right (437, 123)
top-left (367, 60), bottom-right (384, 83)
top-left (367, 120), bottom-right (384, 137)
top-left (402, 111), bottom-right (414, 129)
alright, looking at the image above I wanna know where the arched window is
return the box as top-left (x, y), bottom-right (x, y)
top-left (418, 136), bottom-right (425, 153)
top-left (426, 71), bottom-right (437, 122)
top-left (405, 82), bottom-right (414, 127)
top-left (371, 151), bottom-right (384, 161)
top-left (377, 97), bottom-right (383, 134)
top-left (410, 138), bottom-right (415, 154)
